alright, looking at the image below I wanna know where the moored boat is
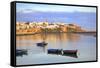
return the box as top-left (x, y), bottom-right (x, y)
top-left (48, 49), bottom-right (62, 54)
top-left (62, 50), bottom-right (78, 58)
top-left (63, 50), bottom-right (77, 54)
top-left (47, 49), bottom-right (78, 58)
top-left (16, 49), bottom-right (28, 57)
top-left (37, 41), bottom-right (48, 47)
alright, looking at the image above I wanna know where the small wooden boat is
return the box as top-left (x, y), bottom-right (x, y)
top-left (16, 49), bottom-right (28, 57)
top-left (63, 50), bottom-right (77, 54)
top-left (48, 49), bottom-right (62, 54)
top-left (62, 50), bottom-right (78, 58)
top-left (37, 41), bottom-right (48, 47)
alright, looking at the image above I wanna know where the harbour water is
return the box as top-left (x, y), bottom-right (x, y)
top-left (16, 33), bottom-right (96, 65)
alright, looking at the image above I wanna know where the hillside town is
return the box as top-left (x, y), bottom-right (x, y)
top-left (16, 21), bottom-right (86, 35)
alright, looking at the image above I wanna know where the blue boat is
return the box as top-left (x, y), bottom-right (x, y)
top-left (48, 49), bottom-right (62, 54)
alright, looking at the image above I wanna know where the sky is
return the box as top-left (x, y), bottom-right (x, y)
top-left (16, 3), bottom-right (96, 13)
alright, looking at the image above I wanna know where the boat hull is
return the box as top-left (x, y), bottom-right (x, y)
top-left (16, 49), bottom-right (28, 57)
top-left (48, 49), bottom-right (62, 54)
top-left (37, 42), bottom-right (48, 47)
top-left (47, 49), bottom-right (78, 58)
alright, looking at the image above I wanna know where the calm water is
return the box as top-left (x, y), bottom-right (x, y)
top-left (16, 33), bottom-right (96, 65)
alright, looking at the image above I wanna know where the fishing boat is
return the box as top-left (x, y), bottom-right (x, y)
top-left (16, 49), bottom-right (28, 57)
top-left (47, 49), bottom-right (78, 58)
top-left (62, 50), bottom-right (78, 58)
top-left (37, 41), bottom-right (48, 47)
top-left (48, 49), bottom-right (62, 54)
top-left (63, 50), bottom-right (77, 55)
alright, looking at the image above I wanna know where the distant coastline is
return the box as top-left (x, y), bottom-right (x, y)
top-left (16, 21), bottom-right (96, 37)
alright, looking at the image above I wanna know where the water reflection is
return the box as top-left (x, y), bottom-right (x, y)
top-left (16, 33), bottom-right (80, 57)
top-left (16, 33), bottom-right (80, 46)
top-left (16, 33), bottom-right (96, 65)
